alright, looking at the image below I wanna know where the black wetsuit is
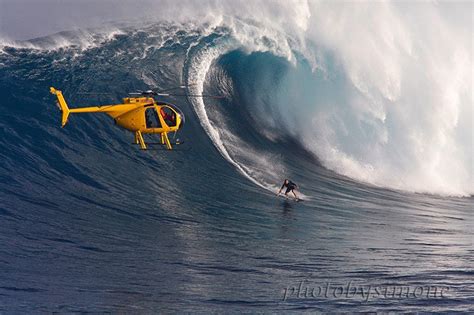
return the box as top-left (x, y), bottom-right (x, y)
top-left (281, 180), bottom-right (297, 194)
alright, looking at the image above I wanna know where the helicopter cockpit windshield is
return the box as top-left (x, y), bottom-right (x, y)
top-left (160, 106), bottom-right (177, 127)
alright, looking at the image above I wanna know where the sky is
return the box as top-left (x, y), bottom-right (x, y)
top-left (0, 0), bottom-right (159, 40)
top-left (1, 0), bottom-right (472, 41)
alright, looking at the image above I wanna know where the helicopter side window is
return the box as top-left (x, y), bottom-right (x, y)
top-left (160, 106), bottom-right (177, 127)
top-left (145, 107), bottom-right (161, 128)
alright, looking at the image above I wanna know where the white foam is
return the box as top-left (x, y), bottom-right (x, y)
top-left (296, 1), bottom-right (473, 196)
top-left (186, 35), bottom-right (288, 194)
top-left (182, 2), bottom-right (472, 196)
top-left (0, 27), bottom-right (125, 52)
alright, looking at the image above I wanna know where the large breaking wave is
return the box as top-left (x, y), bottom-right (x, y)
top-left (1, 1), bottom-right (472, 196)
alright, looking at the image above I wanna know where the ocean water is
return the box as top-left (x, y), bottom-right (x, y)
top-left (0, 9), bottom-right (472, 313)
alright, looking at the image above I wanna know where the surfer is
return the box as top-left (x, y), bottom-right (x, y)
top-left (277, 179), bottom-right (299, 201)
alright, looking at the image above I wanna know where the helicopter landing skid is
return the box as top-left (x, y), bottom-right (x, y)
top-left (132, 141), bottom-right (184, 146)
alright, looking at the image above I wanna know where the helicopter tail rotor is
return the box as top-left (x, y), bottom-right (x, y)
top-left (50, 87), bottom-right (71, 127)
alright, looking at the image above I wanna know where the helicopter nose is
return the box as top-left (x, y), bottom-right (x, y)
top-left (179, 112), bottom-right (185, 128)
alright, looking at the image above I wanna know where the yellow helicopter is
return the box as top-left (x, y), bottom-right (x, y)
top-left (50, 86), bottom-right (199, 150)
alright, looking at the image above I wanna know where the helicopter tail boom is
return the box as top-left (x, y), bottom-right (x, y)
top-left (50, 87), bottom-right (70, 127)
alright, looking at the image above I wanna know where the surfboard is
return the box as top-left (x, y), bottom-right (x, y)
top-left (277, 194), bottom-right (303, 202)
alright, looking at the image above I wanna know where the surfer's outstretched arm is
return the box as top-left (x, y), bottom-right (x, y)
top-left (277, 182), bottom-right (284, 195)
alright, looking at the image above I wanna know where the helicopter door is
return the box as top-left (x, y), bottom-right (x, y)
top-left (160, 106), bottom-right (177, 127)
top-left (145, 107), bottom-right (161, 128)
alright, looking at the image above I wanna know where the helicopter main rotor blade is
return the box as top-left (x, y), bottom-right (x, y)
top-left (152, 84), bottom-right (197, 93)
top-left (128, 92), bottom-right (146, 95)
top-left (156, 93), bottom-right (225, 99)
top-left (77, 92), bottom-right (112, 95)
